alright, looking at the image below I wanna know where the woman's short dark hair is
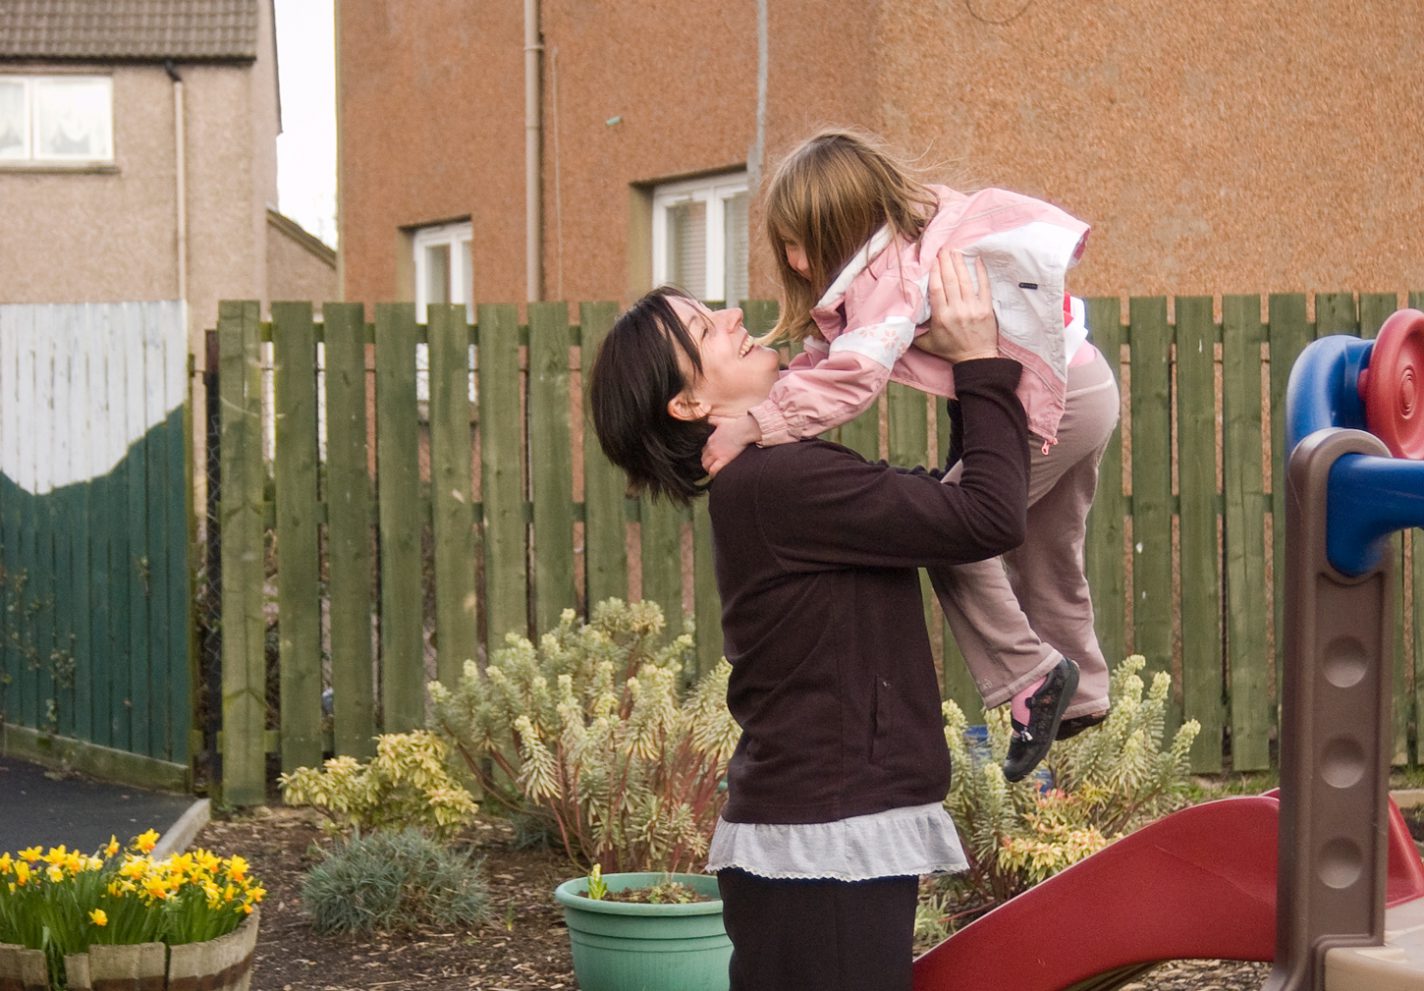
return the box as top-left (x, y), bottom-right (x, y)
top-left (588, 287), bottom-right (715, 504)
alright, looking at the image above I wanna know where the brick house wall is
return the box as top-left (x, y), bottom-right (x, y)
top-left (337, 0), bottom-right (1424, 307)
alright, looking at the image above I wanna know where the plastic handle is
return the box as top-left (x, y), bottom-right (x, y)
top-left (1328, 452), bottom-right (1424, 575)
top-left (1285, 336), bottom-right (1371, 452)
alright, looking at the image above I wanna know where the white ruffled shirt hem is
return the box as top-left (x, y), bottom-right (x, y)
top-left (705, 802), bottom-right (969, 882)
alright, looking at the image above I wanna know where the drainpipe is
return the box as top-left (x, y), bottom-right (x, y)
top-left (524, 0), bottom-right (543, 302)
top-left (165, 60), bottom-right (188, 307)
top-left (750, 0), bottom-right (767, 190)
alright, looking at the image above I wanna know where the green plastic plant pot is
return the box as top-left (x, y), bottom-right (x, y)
top-left (554, 872), bottom-right (731, 991)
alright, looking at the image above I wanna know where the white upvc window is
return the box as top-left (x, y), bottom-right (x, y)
top-left (411, 220), bottom-right (474, 405)
top-left (413, 221), bottom-right (474, 321)
top-left (652, 172), bottom-right (749, 304)
top-left (0, 74), bottom-right (113, 164)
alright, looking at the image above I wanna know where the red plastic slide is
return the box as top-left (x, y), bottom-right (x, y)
top-left (912, 794), bottom-right (1424, 991)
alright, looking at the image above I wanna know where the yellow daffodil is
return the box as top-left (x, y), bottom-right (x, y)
top-left (4, 833), bottom-right (263, 946)
top-left (134, 829), bottom-right (160, 854)
top-left (169, 853), bottom-right (195, 881)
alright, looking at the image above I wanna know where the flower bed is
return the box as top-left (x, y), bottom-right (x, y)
top-left (0, 830), bottom-right (264, 990)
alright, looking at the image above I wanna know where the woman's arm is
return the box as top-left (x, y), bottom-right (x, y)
top-left (751, 357), bottom-right (1029, 570)
top-left (750, 250), bottom-right (1024, 568)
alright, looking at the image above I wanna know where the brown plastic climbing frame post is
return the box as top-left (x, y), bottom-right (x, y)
top-left (1266, 428), bottom-right (1395, 991)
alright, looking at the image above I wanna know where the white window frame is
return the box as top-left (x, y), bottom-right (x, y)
top-left (413, 220), bottom-right (474, 321)
top-left (411, 220), bottom-right (475, 407)
top-left (651, 172), bottom-right (748, 301)
top-left (0, 74), bottom-right (114, 165)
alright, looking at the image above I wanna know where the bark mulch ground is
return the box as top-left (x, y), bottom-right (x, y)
top-left (196, 806), bottom-right (1271, 991)
top-left (197, 808), bottom-right (575, 991)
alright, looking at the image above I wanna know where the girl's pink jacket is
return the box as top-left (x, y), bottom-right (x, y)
top-left (749, 185), bottom-right (1090, 446)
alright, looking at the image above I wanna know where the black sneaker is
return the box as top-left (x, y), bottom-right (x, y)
top-left (1003, 658), bottom-right (1080, 783)
top-left (1056, 711), bottom-right (1108, 741)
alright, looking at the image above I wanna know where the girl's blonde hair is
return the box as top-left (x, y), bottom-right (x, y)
top-left (763, 128), bottom-right (939, 345)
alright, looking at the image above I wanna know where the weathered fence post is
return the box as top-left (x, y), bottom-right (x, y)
top-left (323, 303), bottom-right (376, 758)
top-left (272, 301), bottom-right (323, 773)
top-left (374, 303), bottom-right (423, 733)
top-left (218, 300), bottom-right (266, 806)
top-left (528, 302), bottom-right (576, 639)
top-left (429, 303), bottom-right (479, 687)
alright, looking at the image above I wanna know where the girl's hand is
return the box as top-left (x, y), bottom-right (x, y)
top-left (702, 413), bottom-right (761, 476)
top-left (916, 249), bottom-right (999, 363)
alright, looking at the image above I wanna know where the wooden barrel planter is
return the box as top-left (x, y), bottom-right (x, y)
top-left (0, 941), bottom-right (48, 991)
top-left (0, 909), bottom-right (258, 991)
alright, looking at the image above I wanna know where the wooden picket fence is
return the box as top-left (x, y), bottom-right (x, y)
top-left (210, 292), bottom-right (1424, 805)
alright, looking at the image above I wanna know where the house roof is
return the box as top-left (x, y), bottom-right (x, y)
top-left (0, 0), bottom-right (260, 62)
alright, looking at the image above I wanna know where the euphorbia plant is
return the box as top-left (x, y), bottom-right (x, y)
top-left (919, 655), bottom-right (1200, 937)
top-left (429, 599), bottom-right (741, 874)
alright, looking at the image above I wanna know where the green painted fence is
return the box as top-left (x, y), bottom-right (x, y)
top-left (212, 292), bottom-right (1424, 804)
top-left (0, 302), bottom-right (191, 790)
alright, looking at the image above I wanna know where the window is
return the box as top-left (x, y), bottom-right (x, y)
top-left (652, 173), bottom-right (749, 304)
top-left (414, 221), bottom-right (474, 321)
top-left (411, 221), bottom-right (474, 404)
top-left (0, 75), bottom-right (113, 164)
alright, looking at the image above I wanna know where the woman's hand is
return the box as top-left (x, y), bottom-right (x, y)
top-left (702, 413), bottom-right (761, 477)
top-left (915, 249), bottom-right (998, 363)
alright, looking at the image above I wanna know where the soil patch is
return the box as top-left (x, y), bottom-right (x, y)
top-left (196, 808), bottom-right (575, 990)
top-left (195, 807), bottom-right (1267, 990)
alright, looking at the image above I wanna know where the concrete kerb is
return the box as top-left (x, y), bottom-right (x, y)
top-left (152, 798), bottom-right (213, 858)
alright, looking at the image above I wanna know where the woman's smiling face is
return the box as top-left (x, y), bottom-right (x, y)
top-left (666, 296), bottom-right (780, 420)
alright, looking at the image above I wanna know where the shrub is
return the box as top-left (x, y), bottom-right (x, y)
top-left (428, 599), bottom-right (741, 874)
top-left (918, 655), bottom-right (1200, 941)
top-left (278, 730), bottom-right (477, 840)
top-left (301, 829), bottom-right (489, 935)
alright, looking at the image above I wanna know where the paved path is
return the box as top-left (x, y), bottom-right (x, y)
top-left (0, 754), bottom-right (201, 855)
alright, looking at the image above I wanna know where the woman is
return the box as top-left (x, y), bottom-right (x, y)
top-left (588, 250), bottom-right (1029, 990)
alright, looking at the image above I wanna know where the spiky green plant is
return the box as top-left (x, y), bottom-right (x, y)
top-left (428, 599), bottom-right (741, 874)
top-left (301, 829), bottom-right (489, 935)
top-left (922, 655), bottom-right (1200, 937)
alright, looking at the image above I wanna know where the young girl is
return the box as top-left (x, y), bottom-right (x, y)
top-left (705, 128), bottom-right (1120, 781)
